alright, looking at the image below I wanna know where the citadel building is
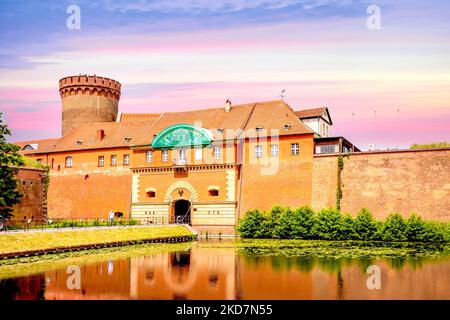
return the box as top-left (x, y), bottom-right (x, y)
top-left (16, 75), bottom-right (450, 233)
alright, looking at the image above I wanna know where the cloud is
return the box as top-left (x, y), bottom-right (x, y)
top-left (100, 0), bottom-right (348, 14)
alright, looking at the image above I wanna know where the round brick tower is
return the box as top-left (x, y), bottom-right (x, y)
top-left (59, 75), bottom-right (121, 136)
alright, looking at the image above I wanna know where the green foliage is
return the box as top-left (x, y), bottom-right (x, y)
top-left (336, 155), bottom-right (344, 210)
top-left (236, 206), bottom-right (450, 243)
top-left (311, 208), bottom-right (342, 240)
top-left (381, 213), bottom-right (407, 241)
top-left (236, 210), bottom-right (266, 238)
top-left (290, 207), bottom-right (315, 239)
top-left (44, 218), bottom-right (140, 229)
top-left (353, 208), bottom-right (380, 240)
top-left (0, 113), bottom-right (25, 222)
top-left (410, 141), bottom-right (450, 149)
top-left (311, 208), bottom-right (357, 240)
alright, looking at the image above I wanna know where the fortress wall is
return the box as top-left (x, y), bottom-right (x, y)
top-left (312, 148), bottom-right (450, 221)
top-left (12, 168), bottom-right (46, 223)
top-left (239, 135), bottom-right (314, 216)
top-left (47, 171), bottom-right (132, 219)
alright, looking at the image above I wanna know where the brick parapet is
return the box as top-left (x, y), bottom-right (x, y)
top-left (59, 75), bottom-right (121, 100)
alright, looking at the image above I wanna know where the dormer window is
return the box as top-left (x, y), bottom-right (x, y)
top-left (76, 140), bottom-right (83, 145)
top-left (22, 144), bottom-right (38, 151)
top-left (284, 124), bottom-right (292, 131)
top-left (216, 128), bottom-right (224, 134)
top-left (124, 137), bottom-right (132, 143)
top-left (255, 126), bottom-right (263, 133)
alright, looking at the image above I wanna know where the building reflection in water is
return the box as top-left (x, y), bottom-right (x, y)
top-left (0, 275), bottom-right (45, 300)
top-left (2, 247), bottom-right (450, 300)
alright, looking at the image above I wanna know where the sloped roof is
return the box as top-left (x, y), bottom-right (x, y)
top-left (295, 107), bottom-right (332, 125)
top-left (119, 113), bottom-right (161, 123)
top-left (242, 100), bottom-right (312, 138)
top-left (15, 138), bottom-right (59, 154)
top-left (15, 100), bottom-right (313, 153)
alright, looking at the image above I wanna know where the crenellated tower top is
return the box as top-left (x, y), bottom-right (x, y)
top-left (59, 75), bottom-right (121, 136)
top-left (59, 75), bottom-right (121, 100)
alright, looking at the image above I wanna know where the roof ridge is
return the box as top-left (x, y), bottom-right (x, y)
top-left (133, 100), bottom-right (283, 116)
top-left (238, 103), bottom-right (258, 138)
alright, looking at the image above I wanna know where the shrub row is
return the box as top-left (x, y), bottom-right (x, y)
top-left (236, 206), bottom-right (450, 242)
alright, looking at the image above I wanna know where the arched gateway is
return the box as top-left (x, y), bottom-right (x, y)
top-left (130, 123), bottom-right (238, 231)
top-left (165, 181), bottom-right (198, 225)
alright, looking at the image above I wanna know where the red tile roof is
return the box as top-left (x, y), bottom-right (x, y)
top-left (119, 113), bottom-right (161, 123)
top-left (294, 107), bottom-right (327, 119)
top-left (15, 138), bottom-right (59, 154)
top-left (15, 100), bottom-right (313, 153)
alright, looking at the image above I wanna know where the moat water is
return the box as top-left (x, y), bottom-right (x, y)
top-left (1, 239), bottom-right (450, 300)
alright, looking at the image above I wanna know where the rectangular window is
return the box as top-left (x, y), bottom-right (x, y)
top-left (123, 154), bottom-right (130, 165)
top-left (162, 150), bottom-right (168, 162)
top-left (65, 156), bottom-right (73, 168)
top-left (195, 148), bottom-right (202, 161)
top-left (36, 158), bottom-right (43, 165)
top-left (255, 145), bottom-right (263, 158)
top-left (146, 150), bottom-right (153, 163)
top-left (110, 155), bottom-right (117, 166)
top-left (270, 144), bottom-right (279, 157)
top-left (176, 148), bottom-right (187, 165)
top-left (291, 143), bottom-right (300, 155)
top-left (319, 144), bottom-right (337, 154)
top-left (98, 156), bottom-right (105, 167)
top-left (213, 146), bottom-right (222, 159)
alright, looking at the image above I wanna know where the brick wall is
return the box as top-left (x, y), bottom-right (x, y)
top-left (11, 168), bottom-right (46, 223)
top-left (239, 134), bottom-right (314, 216)
top-left (47, 172), bottom-right (131, 219)
top-left (312, 148), bottom-right (450, 221)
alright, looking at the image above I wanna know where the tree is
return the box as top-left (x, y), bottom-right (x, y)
top-left (0, 112), bottom-right (24, 224)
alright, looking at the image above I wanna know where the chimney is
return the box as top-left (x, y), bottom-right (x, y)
top-left (225, 99), bottom-right (232, 112)
top-left (97, 129), bottom-right (105, 141)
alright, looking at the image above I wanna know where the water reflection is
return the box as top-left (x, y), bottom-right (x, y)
top-left (1, 244), bottom-right (450, 300)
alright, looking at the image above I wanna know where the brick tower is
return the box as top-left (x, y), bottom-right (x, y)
top-left (59, 75), bottom-right (121, 136)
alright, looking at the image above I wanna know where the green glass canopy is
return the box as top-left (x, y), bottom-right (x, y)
top-left (151, 124), bottom-right (213, 149)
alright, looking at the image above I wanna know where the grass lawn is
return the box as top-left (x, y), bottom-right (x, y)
top-left (0, 226), bottom-right (193, 255)
top-left (0, 242), bottom-right (193, 279)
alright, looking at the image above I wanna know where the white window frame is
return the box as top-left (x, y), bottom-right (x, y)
top-left (146, 150), bottom-right (153, 163)
top-left (270, 144), bottom-right (279, 157)
top-left (195, 147), bottom-right (202, 161)
top-left (98, 156), bottom-right (105, 167)
top-left (162, 149), bottom-right (168, 162)
top-left (123, 154), bottom-right (130, 165)
top-left (291, 143), bottom-right (300, 155)
top-left (255, 145), bottom-right (263, 158)
top-left (111, 155), bottom-right (117, 166)
top-left (213, 146), bottom-right (222, 159)
top-left (177, 148), bottom-right (187, 165)
top-left (65, 156), bottom-right (73, 168)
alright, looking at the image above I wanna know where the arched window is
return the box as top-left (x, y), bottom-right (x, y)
top-left (65, 156), bottom-right (73, 168)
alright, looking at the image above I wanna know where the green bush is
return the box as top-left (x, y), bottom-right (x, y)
top-left (273, 207), bottom-right (294, 239)
top-left (354, 208), bottom-right (380, 240)
top-left (290, 206), bottom-right (315, 239)
top-left (236, 206), bottom-right (450, 243)
top-left (236, 209), bottom-right (266, 238)
top-left (311, 208), bottom-right (356, 240)
top-left (381, 213), bottom-right (407, 241)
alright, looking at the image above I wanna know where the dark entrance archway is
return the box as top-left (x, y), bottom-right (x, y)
top-left (174, 200), bottom-right (191, 225)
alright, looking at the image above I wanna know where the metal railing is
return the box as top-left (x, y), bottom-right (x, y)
top-left (1, 214), bottom-right (193, 232)
top-left (1, 217), bottom-right (139, 232)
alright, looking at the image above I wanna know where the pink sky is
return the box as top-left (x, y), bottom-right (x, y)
top-left (1, 1), bottom-right (449, 150)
